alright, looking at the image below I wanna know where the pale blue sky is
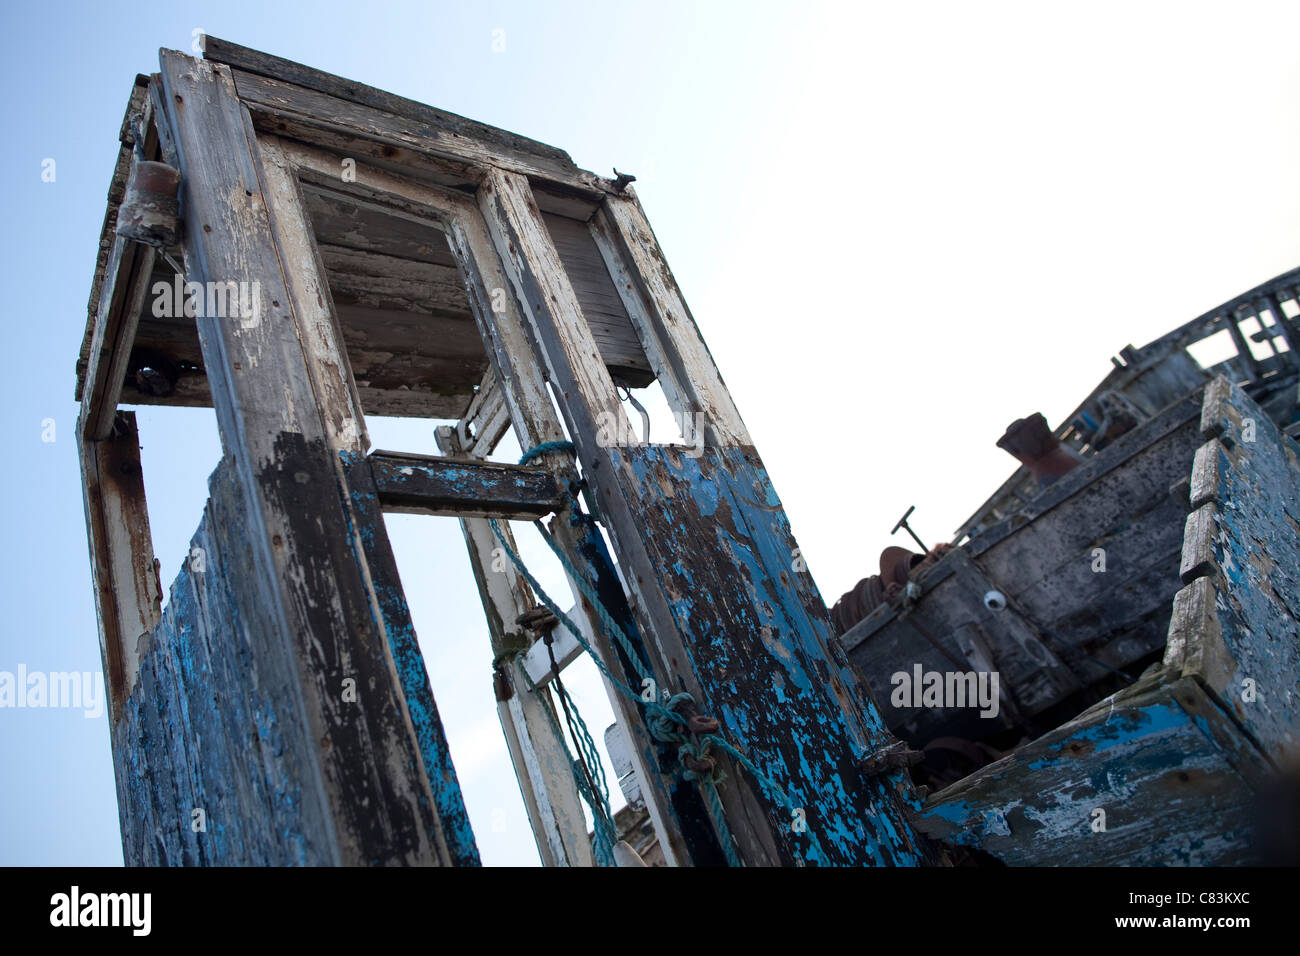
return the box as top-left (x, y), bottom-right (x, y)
top-left (3, 0), bottom-right (1298, 866)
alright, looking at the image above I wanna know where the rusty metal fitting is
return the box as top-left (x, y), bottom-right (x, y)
top-left (515, 606), bottom-right (558, 635)
top-left (687, 714), bottom-right (719, 735)
top-left (859, 741), bottom-right (925, 776)
top-left (116, 159), bottom-right (182, 248)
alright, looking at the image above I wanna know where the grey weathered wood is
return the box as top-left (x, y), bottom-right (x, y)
top-left (256, 136), bottom-right (369, 451)
top-left (368, 450), bottom-right (563, 519)
top-left (456, 368), bottom-right (512, 457)
top-left (76, 76), bottom-right (151, 405)
top-left (77, 411), bottom-right (161, 719)
top-left (1224, 306), bottom-right (1263, 381)
top-left (223, 61), bottom-right (612, 199)
top-left (157, 50), bottom-right (451, 865)
top-left (202, 35), bottom-right (578, 174)
top-left (78, 75), bottom-right (162, 438)
top-left (597, 192), bottom-right (750, 448)
top-left (82, 243), bottom-right (156, 440)
top-left (435, 428), bottom-right (594, 867)
top-left (1167, 376), bottom-right (1300, 761)
top-left (843, 548), bottom-right (1080, 742)
top-left (542, 212), bottom-right (652, 385)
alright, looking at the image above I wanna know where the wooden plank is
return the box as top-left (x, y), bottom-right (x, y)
top-left (542, 212), bottom-right (652, 384)
top-left (435, 427), bottom-right (594, 866)
top-left (81, 242), bottom-right (156, 440)
top-left (915, 676), bottom-right (1268, 865)
top-left (1179, 503), bottom-right (1218, 584)
top-left (115, 461), bottom-right (337, 863)
top-left (316, 244), bottom-right (470, 313)
top-left (224, 63), bottom-right (612, 198)
top-left (1167, 376), bottom-right (1300, 762)
top-left (340, 453), bottom-right (480, 865)
top-left (255, 136), bottom-right (367, 452)
top-left (76, 76), bottom-right (151, 403)
top-left (597, 193), bottom-right (751, 448)
top-left (482, 167), bottom-right (932, 866)
top-left (302, 186), bottom-right (461, 266)
top-left (202, 35), bottom-right (576, 171)
top-left (158, 50), bottom-right (450, 865)
top-left (456, 368), bottom-right (512, 458)
top-left (368, 451), bottom-right (564, 519)
top-left (77, 411), bottom-right (161, 719)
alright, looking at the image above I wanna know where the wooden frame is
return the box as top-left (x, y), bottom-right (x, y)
top-left (81, 39), bottom-right (931, 867)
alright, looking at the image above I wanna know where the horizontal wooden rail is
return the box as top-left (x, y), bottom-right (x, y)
top-left (369, 450), bottom-right (563, 520)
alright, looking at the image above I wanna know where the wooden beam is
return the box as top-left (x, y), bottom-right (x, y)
top-left (222, 61), bottom-right (613, 199)
top-left (435, 428), bottom-right (594, 867)
top-left (369, 450), bottom-right (564, 519)
top-left (76, 76), bottom-right (150, 405)
top-left (77, 411), bottom-right (162, 720)
top-left (158, 50), bottom-right (451, 865)
top-left (456, 368), bottom-right (512, 458)
top-left (595, 193), bottom-right (751, 448)
top-left (79, 79), bottom-right (161, 440)
top-left (202, 35), bottom-right (575, 172)
top-left (340, 452), bottom-right (481, 865)
top-left (81, 242), bottom-right (156, 440)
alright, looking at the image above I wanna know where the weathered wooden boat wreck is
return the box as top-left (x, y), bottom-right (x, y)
top-left (75, 38), bottom-right (1299, 866)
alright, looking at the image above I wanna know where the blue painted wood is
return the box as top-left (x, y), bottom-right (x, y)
top-left (608, 443), bottom-right (931, 866)
top-left (1169, 376), bottom-right (1300, 762)
top-left (368, 451), bottom-right (562, 520)
top-left (915, 675), bottom-right (1269, 864)
top-left (115, 461), bottom-right (319, 865)
top-left (343, 451), bottom-right (481, 866)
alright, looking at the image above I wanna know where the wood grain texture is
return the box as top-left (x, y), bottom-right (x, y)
top-left (435, 428), bottom-right (594, 867)
top-left (368, 450), bottom-right (563, 520)
top-left (1166, 376), bottom-right (1300, 762)
top-left (78, 411), bottom-right (161, 719)
top-left (155, 50), bottom-right (451, 864)
top-left (915, 676), bottom-right (1269, 865)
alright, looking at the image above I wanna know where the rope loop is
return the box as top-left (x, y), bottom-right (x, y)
top-left (517, 440), bottom-right (576, 467)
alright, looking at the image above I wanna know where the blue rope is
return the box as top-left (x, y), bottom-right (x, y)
top-left (493, 442), bottom-right (799, 866)
top-left (517, 440), bottom-right (576, 467)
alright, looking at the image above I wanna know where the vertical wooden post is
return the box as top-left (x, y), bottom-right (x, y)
top-left (77, 411), bottom-right (161, 720)
top-left (157, 51), bottom-right (454, 865)
top-left (480, 169), bottom-right (932, 865)
top-left (436, 427), bottom-right (594, 866)
top-left (447, 205), bottom-right (710, 865)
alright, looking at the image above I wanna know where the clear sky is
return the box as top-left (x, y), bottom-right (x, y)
top-left (2, 0), bottom-right (1298, 866)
